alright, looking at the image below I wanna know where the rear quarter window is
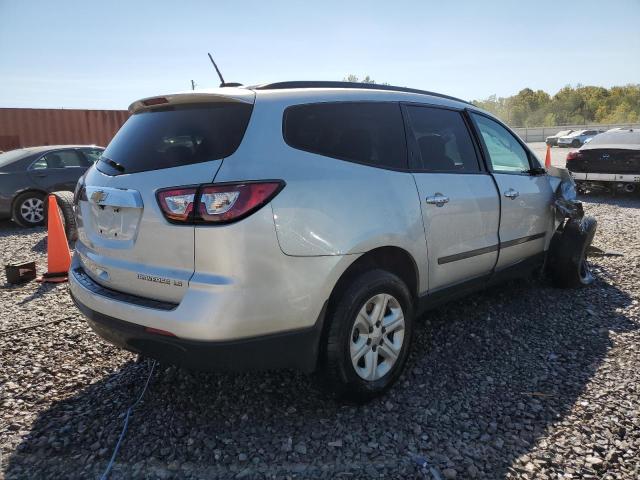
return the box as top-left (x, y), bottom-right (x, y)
top-left (98, 103), bottom-right (253, 175)
top-left (283, 102), bottom-right (407, 170)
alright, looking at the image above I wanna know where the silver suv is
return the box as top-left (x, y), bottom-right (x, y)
top-left (69, 81), bottom-right (589, 401)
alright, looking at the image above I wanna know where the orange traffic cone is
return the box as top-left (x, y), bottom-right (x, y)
top-left (544, 144), bottom-right (552, 169)
top-left (38, 195), bottom-right (71, 283)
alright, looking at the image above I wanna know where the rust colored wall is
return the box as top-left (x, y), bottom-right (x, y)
top-left (0, 108), bottom-right (129, 151)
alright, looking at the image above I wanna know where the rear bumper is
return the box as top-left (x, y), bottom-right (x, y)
top-left (70, 281), bottom-right (326, 373)
top-left (570, 172), bottom-right (640, 182)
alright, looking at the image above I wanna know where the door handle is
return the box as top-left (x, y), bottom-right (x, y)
top-left (504, 189), bottom-right (519, 199)
top-left (426, 193), bottom-right (450, 207)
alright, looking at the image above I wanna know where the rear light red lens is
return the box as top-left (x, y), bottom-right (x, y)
top-left (566, 151), bottom-right (582, 161)
top-left (157, 187), bottom-right (197, 223)
top-left (198, 182), bottom-right (283, 223)
top-left (156, 181), bottom-right (284, 224)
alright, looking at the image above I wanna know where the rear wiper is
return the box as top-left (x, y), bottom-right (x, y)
top-left (523, 167), bottom-right (547, 176)
top-left (101, 157), bottom-right (125, 173)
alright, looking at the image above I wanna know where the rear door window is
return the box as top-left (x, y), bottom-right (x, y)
top-left (404, 105), bottom-right (480, 172)
top-left (98, 103), bottom-right (253, 175)
top-left (283, 102), bottom-right (407, 169)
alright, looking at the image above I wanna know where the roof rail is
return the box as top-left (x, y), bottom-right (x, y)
top-left (250, 81), bottom-right (471, 105)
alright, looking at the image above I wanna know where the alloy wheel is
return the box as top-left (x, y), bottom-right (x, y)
top-left (350, 293), bottom-right (405, 381)
top-left (19, 197), bottom-right (44, 224)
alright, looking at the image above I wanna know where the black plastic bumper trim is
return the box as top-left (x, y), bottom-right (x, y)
top-left (70, 289), bottom-right (326, 373)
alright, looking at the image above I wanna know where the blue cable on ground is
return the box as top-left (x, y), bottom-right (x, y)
top-left (411, 453), bottom-right (443, 480)
top-left (99, 359), bottom-right (156, 480)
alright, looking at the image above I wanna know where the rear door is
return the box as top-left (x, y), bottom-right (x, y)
top-left (29, 148), bottom-right (89, 191)
top-left (75, 97), bottom-right (254, 303)
top-left (404, 104), bottom-right (500, 291)
top-left (470, 112), bottom-right (554, 269)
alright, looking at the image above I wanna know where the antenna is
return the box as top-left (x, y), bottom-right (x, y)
top-left (208, 53), bottom-right (226, 87)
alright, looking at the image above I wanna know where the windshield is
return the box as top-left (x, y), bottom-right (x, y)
top-left (98, 103), bottom-right (253, 175)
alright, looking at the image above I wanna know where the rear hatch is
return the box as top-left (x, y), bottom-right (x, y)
top-left (75, 89), bottom-right (254, 303)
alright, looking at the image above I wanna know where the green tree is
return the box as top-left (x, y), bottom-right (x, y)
top-left (472, 84), bottom-right (640, 127)
top-left (342, 74), bottom-right (388, 85)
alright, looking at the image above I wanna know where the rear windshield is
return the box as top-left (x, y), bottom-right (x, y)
top-left (0, 149), bottom-right (32, 169)
top-left (98, 103), bottom-right (253, 175)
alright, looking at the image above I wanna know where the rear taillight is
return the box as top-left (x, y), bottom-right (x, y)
top-left (198, 182), bottom-right (283, 223)
top-left (156, 181), bottom-right (284, 224)
top-left (157, 187), bottom-right (197, 223)
top-left (566, 151), bottom-right (583, 162)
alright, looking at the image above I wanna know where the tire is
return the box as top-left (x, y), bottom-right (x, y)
top-left (43, 191), bottom-right (78, 242)
top-left (548, 216), bottom-right (597, 288)
top-left (12, 191), bottom-right (46, 227)
top-left (317, 269), bottom-right (414, 403)
top-left (571, 139), bottom-right (581, 148)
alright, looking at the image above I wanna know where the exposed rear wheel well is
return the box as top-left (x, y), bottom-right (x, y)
top-left (328, 246), bottom-right (419, 311)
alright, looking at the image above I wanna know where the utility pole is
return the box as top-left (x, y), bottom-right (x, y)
top-left (191, 80), bottom-right (196, 90)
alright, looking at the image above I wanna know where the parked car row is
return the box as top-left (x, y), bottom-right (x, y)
top-left (546, 128), bottom-right (629, 148)
top-left (545, 129), bottom-right (574, 147)
top-left (557, 129), bottom-right (604, 148)
top-left (0, 145), bottom-right (103, 227)
top-left (566, 129), bottom-right (640, 193)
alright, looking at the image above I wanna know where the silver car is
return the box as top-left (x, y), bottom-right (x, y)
top-left (69, 81), bottom-right (590, 401)
top-left (557, 129), bottom-right (603, 148)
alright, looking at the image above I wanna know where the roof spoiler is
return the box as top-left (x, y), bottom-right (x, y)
top-left (129, 89), bottom-right (255, 114)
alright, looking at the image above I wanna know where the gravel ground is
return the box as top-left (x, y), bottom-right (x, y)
top-left (1, 194), bottom-right (639, 479)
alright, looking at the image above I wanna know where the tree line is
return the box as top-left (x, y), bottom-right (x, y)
top-left (344, 76), bottom-right (639, 127)
top-left (471, 84), bottom-right (640, 127)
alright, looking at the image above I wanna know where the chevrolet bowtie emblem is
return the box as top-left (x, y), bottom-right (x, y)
top-left (90, 190), bottom-right (108, 203)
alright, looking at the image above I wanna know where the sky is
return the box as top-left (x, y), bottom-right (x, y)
top-left (1, 0), bottom-right (639, 110)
